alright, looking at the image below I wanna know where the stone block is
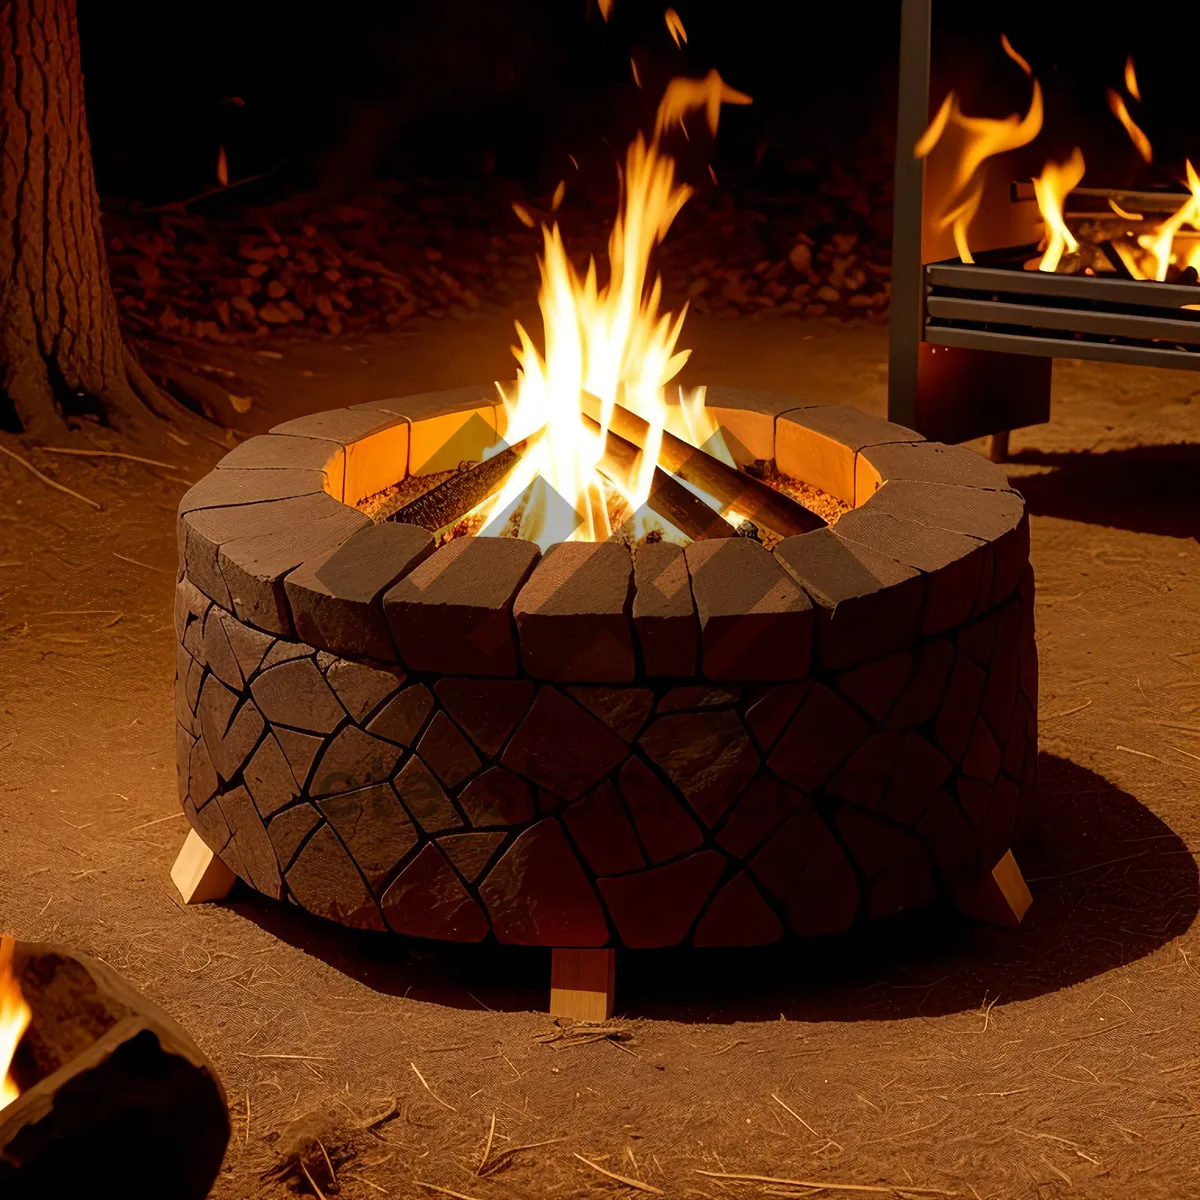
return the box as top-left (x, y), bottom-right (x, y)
top-left (918, 791), bottom-right (978, 878)
top-left (828, 732), bottom-right (905, 812)
top-left (416, 711), bottom-right (482, 788)
top-left (218, 785), bottom-right (282, 898)
top-left (244, 733), bottom-right (300, 819)
top-left (834, 805), bottom-right (909, 879)
top-left (632, 541), bottom-right (697, 678)
top-left (514, 542), bottom-right (635, 682)
top-left (200, 608), bottom-right (245, 690)
top-left (188, 796), bottom-right (231, 856)
top-left (285, 823), bottom-right (385, 931)
top-left (936, 654), bottom-right (987, 762)
top-left (749, 805), bottom-right (827, 899)
top-left (324, 659), bottom-right (405, 723)
top-left (310, 726), bottom-right (404, 796)
top-left (562, 781), bottom-right (645, 875)
top-left (382, 844), bottom-right (491, 941)
top-left (784, 837), bottom-right (860, 936)
top-left (957, 612), bottom-right (997, 670)
top-left (884, 638), bottom-right (954, 729)
top-left (321, 784), bottom-right (418, 889)
top-left (407, 403), bottom-right (499, 475)
top-left (878, 734), bottom-right (953, 824)
top-left (837, 652), bottom-right (913, 720)
top-left (367, 683), bottom-right (434, 747)
top-left (993, 511), bottom-right (1031, 605)
top-left (501, 687), bottom-right (629, 800)
top-left (769, 683), bottom-right (871, 791)
top-left (618, 756), bottom-right (704, 862)
top-left (866, 841), bottom-right (937, 920)
top-left (956, 776), bottom-right (993, 827)
top-left (250, 655), bottom-right (347, 734)
top-left (568, 687), bottom-right (655, 742)
top-left (458, 767), bottom-right (535, 827)
top-left (775, 528), bottom-right (924, 668)
top-left (384, 537), bottom-right (540, 676)
top-left (286, 523), bottom-right (434, 661)
top-left (178, 467), bottom-right (328, 517)
top-left (393, 754), bottom-right (463, 833)
top-left (217, 434), bottom-right (345, 498)
top-left (639, 709), bottom-right (759, 827)
top-left (221, 613), bottom-right (275, 680)
top-left (692, 872), bottom-right (784, 946)
top-left (776, 405), bottom-right (921, 504)
top-left (434, 678), bottom-right (535, 756)
top-left (962, 719), bottom-right (1002, 783)
top-left (865, 481), bottom-right (1026, 545)
top-left (437, 831), bottom-right (506, 882)
top-left (188, 737), bottom-right (218, 810)
top-left (273, 726), bottom-right (325, 789)
top-left (597, 852), bottom-right (726, 948)
top-left (978, 775), bottom-right (1020, 870)
top-left (657, 685), bottom-right (740, 712)
top-left (270, 407), bottom-right (402, 445)
top-left (479, 818), bottom-right (609, 945)
top-left (267, 803), bottom-right (322, 870)
top-left (219, 497), bottom-right (371, 636)
top-left (686, 538), bottom-right (814, 681)
top-left (856, 439), bottom-right (1010, 506)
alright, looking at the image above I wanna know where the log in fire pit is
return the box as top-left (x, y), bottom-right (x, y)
top-left (172, 387), bottom-right (1037, 1017)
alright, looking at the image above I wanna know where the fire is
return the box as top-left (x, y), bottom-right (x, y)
top-left (216, 145), bottom-right (229, 187)
top-left (0, 938), bottom-right (30, 1111)
top-left (665, 8), bottom-right (687, 47)
top-left (1106, 89), bottom-right (1152, 163)
top-left (481, 74), bottom-right (749, 549)
top-left (1142, 160), bottom-right (1200, 280)
top-left (1033, 148), bottom-right (1086, 272)
top-left (914, 35), bottom-right (1043, 263)
top-left (1124, 55), bottom-right (1141, 103)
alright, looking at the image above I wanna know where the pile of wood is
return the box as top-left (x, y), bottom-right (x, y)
top-left (102, 167), bottom-right (893, 345)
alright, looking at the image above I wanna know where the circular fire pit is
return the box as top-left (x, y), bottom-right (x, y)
top-left (174, 387), bottom-right (1037, 954)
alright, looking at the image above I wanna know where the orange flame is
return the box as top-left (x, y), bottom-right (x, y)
top-left (0, 938), bottom-right (30, 1111)
top-left (915, 36), bottom-right (1043, 263)
top-left (665, 8), bottom-right (687, 47)
top-left (1141, 160), bottom-right (1200, 281)
top-left (216, 145), bottom-right (229, 187)
top-left (1107, 90), bottom-right (1152, 163)
top-left (1124, 55), bottom-right (1141, 102)
top-left (483, 77), bottom-right (749, 547)
top-left (1033, 149), bottom-right (1086, 272)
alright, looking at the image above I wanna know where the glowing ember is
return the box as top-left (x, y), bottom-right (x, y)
top-left (914, 35), bottom-right (1043, 263)
top-left (478, 72), bottom-right (751, 550)
top-left (0, 938), bottom-right (30, 1111)
top-left (1033, 148), bottom-right (1086, 272)
top-left (216, 145), bottom-right (229, 188)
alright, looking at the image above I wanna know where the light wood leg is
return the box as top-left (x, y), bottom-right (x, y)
top-left (954, 849), bottom-right (1033, 928)
top-left (987, 430), bottom-right (1011, 463)
top-left (171, 828), bottom-right (236, 904)
top-left (550, 948), bottom-right (616, 1022)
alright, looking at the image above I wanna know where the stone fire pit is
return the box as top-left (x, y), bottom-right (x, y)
top-left (173, 387), bottom-right (1037, 1010)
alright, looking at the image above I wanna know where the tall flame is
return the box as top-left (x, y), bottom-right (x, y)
top-left (483, 75), bottom-right (748, 549)
top-left (1106, 89), bottom-right (1152, 163)
top-left (1143, 160), bottom-right (1200, 281)
top-left (1124, 55), bottom-right (1141, 102)
top-left (0, 938), bottom-right (30, 1111)
top-left (915, 36), bottom-right (1043, 263)
top-left (1033, 148), bottom-right (1086, 272)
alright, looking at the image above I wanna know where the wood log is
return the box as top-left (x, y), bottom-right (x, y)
top-left (0, 941), bottom-right (229, 1200)
top-left (583, 413), bottom-right (738, 541)
top-left (377, 432), bottom-right (540, 530)
top-left (581, 394), bottom-right (824, 539)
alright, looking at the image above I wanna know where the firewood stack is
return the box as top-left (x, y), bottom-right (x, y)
top-left (102, 161), bottom-right (893, 346)
top-left (0, 942), bottom-right (229, 1200)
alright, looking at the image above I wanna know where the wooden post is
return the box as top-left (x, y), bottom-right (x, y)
top-left (987, 430), bottom-right (1011, 463)
top-left (171, 829), bottom-right (236, 905)
top-left (953, 850), bottom-right (1033, 928)
top-left (550, 948), bottom-right (616, 1023)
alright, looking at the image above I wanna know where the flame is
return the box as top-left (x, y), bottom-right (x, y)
top-left (216, 145), bottom-right (229, 187)
top-left (665, 8), bottom-right (687, 46)
top-left (914, 37), bottom-right (1043, 264)
top-left (1141, 160), bottom-right (1200, 281)
top-left (1033, 148), bottom-right (1086, 272)
top-left (1125, 55), bottom-right (1141, 102)
top-left (0, 938), bottom-right (30, 1111)
top-left (631, 57), bottom-right (642, 88)
top-left (1107, 90), bottom-right (1152, 163)
top-left (597, 0), bottom-right (612, 19)
top-left (482, 78), bottom-right (748, 548)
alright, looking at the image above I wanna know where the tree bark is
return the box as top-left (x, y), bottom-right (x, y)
top-left (0, 0), bottom-right (183, 439)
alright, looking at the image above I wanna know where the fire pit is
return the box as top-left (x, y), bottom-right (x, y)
top-left (171, 69), bottom-right (1037, 1018)
top-left (172, 387), bottom-right (1037, 1009)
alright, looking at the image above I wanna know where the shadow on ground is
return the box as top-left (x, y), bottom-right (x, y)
top-left (1011, 442), bottom-right (1200, 539)
top-left (227, 753), bottom-right (1197, 1022)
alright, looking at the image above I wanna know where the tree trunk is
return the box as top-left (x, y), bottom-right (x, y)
top-left (0, 0), bottom-right (184, 440)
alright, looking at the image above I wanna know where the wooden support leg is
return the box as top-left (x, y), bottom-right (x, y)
top-left (550, 948), bottom-right (616, 1022)
top-left (987, 430), bottom-right (1011, 463)
top-left (953, 849), bottom-right (1033, 928)
top-left (171, 828), bottom-right (236, 905)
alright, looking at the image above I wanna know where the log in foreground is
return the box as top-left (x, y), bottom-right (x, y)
top-left (378, 431), bottom-right (541, 530)
top-left (0, 941), bottom-right (229, 1200)
top-left (581, 393), bottom-right (824, 539)
top-left (583, 413), bottom-right (738, 541)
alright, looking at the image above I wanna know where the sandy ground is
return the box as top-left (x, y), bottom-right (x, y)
top-left (1, 311), bottom-right (1199, 1199)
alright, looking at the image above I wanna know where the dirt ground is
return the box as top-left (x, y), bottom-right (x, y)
top-left (2, 311), bottom-right (1199, 1199)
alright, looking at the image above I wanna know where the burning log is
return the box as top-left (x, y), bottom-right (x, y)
top-left (582, 393), bottom-right (824, 539)
top-left (376, 432), bottom-right (541, 530)
top-left (0, 940), bottom-right (229, 1200)
top-left (583, 412), bottom-right (738, 541)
